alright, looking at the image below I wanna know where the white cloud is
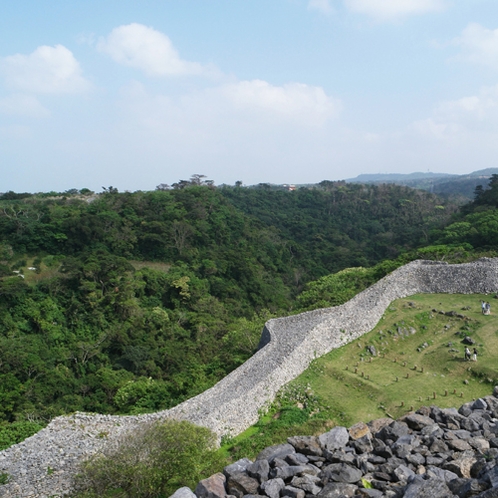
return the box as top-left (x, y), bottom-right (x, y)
top-left (412, 85), bottom-right (498, 140)
top-left (1, 45), bottom-right (90, 94)
top-left (344, 0), bottom-right (446, 21)
top-left (98, 23), bottom-right (204, 76)
top-left (105, 79), bottom-right (344, 187)
top-left (308, 0), bottom-right (334, 15)
top-left (452, 23), bottom-right (498, 69)
top-left (0, 94), bottom-right (49, 117)
top-left (219, 80), bottom-right (341, 125)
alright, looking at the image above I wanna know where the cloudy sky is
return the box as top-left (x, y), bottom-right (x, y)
top-left (1, 0), bottom-right (498, 192)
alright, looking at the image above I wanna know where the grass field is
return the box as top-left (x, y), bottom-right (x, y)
top-left (223, 293), bottom-right (498, 460)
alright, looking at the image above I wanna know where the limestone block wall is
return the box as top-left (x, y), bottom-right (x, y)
top-left (1, 258), bottom-right (498, 497)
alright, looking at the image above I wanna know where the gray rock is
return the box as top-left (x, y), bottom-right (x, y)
top-left (227, 472), bottom-right (260, 497)
top-left (442, 454), bottom-right (476, 478)
top-left (446, 439), bottom-right (472, 452)
top-left (324, 449), bottom-right (356, 464)
top-left (319, 427), bottom-right (349, 451)
top-left (271, 465), bottom-right (308, 481)
top-left (290, 474), bottom-right (322, 495)
top-left (320, 463), bottom-right (363, 483)
top-left (286, 453), bottom-right (309, 466)
top-left (282, 484), bottom-right (305, 498)
top-left (476, 489), bottom-right (498, 498)
top-left (247, 458), bottom-right (270, 482)
top-left (367, 345), bottom-right (377, 356)
top-left (393, 464), bottom-right (415, 482)
top-left (170, 486), bottom-right (197, 498)
top-left (224, 458), bottom-right (253, 479)
top-left (288, 436), bottom-right (323, 457)
top-left (473, 399), bottom-right (488, 411)
top-left (260, 478), bottom-right (285, 498)
top-left (317, 482), bottom-right (358, 497)
top-left (426, 466), bottom-right (459, 482)
top-left (402, 475), bottom-right (454, 498)
top-left (351, 435), bottom-right (374, 454)
top-left (356, 489), bottom-right (384, 498)
top-left (405, 414), bottom-right (435, 431)
top-left (487, 466), bottom-right (498, 488)
top-left (257, 444), bottom-right (295, 463)
top-left (447, 477), bottom-right (485, 498)
top-left (376, 421), bottom-right (410, 442)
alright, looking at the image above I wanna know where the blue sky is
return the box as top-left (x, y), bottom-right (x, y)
top-left (1, 0), bottom-right (498, 192)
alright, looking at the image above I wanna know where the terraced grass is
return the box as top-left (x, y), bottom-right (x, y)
top-left (223, 293), bottom-right (498, 460)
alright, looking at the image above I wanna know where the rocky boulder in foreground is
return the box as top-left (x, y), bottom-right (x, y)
top-left (172, 388), bottom-right (498, 498)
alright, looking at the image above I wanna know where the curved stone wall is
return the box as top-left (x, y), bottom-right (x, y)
top-left (1, 258), bottom-right (498, 497)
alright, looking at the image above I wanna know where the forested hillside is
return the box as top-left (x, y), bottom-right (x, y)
top-left (0, 178), bottom-right (494, 448)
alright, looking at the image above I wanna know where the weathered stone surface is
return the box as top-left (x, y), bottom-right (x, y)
top-left (404, 413), bottom-right (435, 431)
top-left (288, 436), bottom-right (323, 456)
top-left (443, 454), bottom-right (477, 478)
top-left (170, 487), bottom-right (197, 498)
top-left (447, 477), bottom-right (486, 497)
top-left (320, 463), bottom-right (363, 483)
top-left (351, 435), bottom-right (373, 454)
top-left (319, 427), bottom-right (349, 451)
top-left (402, 475), bottom-right (454, 498)
top-left (226, 472), bottom-right (259, 497)
top-left (316, 482), bottom-right (358, 497)
top-left (195, 473), bottom-right (227, 498)
top-left (368, 417), bottom-right (393, 435)
top-left (271, 465), bottom-right (308, 481)
top-left (247, 459), bottom-right (270, 482)
top-left (290, 474), bottom-right (322, 495)
top-left (286, 453), bottom-right (309, 466)
top-left (447, 438), bottom-right (472, 452)
top-left (393, 464), bottom-right (415, 482)
top-left (224, 458), bottom-right (253, 479)
top-left (260, 478), bottom-right (285, 498)
top-left (426, 466), bottom-right (459, 482)
top-left (282, 484), bottom-right (305, 498)
top-left (349, 422), bottom-right (371, 440)
top-left (257, 443), bottom-right (295, 463)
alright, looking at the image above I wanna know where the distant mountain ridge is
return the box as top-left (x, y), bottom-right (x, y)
top-left (346, 168), bottom-right (498, 200)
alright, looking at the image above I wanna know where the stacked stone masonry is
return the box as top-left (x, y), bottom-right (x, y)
top-left (1, 258), bottom-right (498, 497)
top-left (177, 389), bottom-right (498, 498)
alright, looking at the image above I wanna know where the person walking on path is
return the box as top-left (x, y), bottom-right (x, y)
top-left (473, 348), bottom-right (478, 362)
top-left (465, 347), bottom-right (471, 361)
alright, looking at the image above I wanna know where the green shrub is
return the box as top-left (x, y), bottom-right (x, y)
top-left (73, 419), bottom-right (225, 498)
top-left (0, 421), bottom-right (45, 451)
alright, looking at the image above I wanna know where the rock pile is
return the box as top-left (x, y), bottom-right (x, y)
top-left (173, 390), bottom-right (498, 498)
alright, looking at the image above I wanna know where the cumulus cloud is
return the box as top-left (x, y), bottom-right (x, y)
top-left (1, 45), bottom-right (90, 94)
top-left (117, 79), bottom-right (340, 133)
top-left (308, 0), bottom-right (334, 15)
top-left (0, 93), bottom-right (49, 117)
top-left (344, 0), bottom-right (446, 21)
top-left (413, 85), bottom-right (498, 140)
top-left (98, 23), bottom-right (204, 76)
top-left (219, 79), bottom-right (341, 125)
top-left (452, 23), bottom-right (498, 69)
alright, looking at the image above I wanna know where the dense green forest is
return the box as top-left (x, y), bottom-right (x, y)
top-left (0, 176), bottom-right (496, 448)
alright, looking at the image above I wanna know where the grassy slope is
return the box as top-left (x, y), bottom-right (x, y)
top-left (223, 293), bottom-right (498, 459)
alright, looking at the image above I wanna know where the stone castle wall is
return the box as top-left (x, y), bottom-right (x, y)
top-left (1, 258), bottom-right (498, 497)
